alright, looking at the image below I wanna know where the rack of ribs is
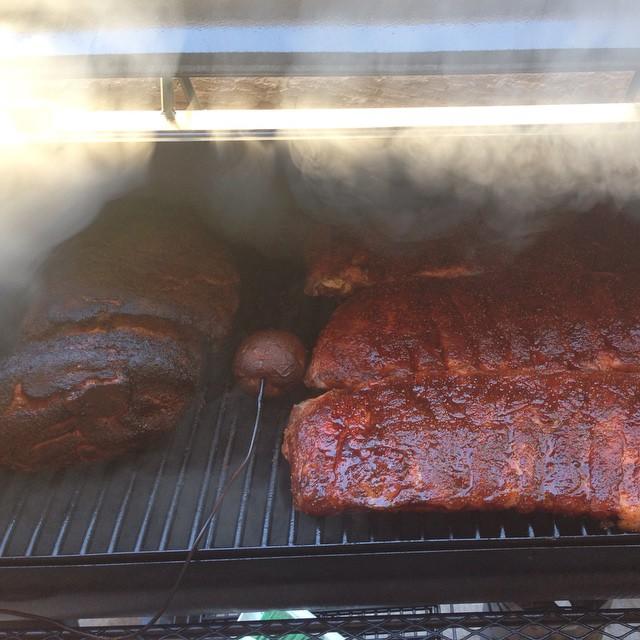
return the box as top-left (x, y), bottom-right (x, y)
top-left (304, 209), bottom-right (640, 297)
top-left (289, 234), bottom-right (640, 529)
top-left (305, 274), bottom-right (640, 390)
top-left (283, 373), bottom-right (640, 531)
top-left (304, 226), bottom-right (490, 297)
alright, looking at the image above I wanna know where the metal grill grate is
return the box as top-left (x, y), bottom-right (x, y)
top-left (2, 262), bottom-right (640, 617)
top-left (0, 377), bottom-right (635, 558)
top-left (3, 606), bottom-right (640, 640)
top-left (0, 261), bottom-right (638, 559)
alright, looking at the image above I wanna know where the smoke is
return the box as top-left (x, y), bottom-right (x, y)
top-left (287, 126), bottom-right (640, 246)
top-left (0, 1), bottom-right (188, 290)
top-left (280, 0), bottom-right (640, 245)
top-left (182, 3), bottom-right (640, 255)
top-left (193, 113), bottom-right (640, 261)
top-left (0, 142), bottom-right (151, 288)
top-left (3, 0), bottom-right (637, 279)
top-left (200, 142), bottom-right (309, 259)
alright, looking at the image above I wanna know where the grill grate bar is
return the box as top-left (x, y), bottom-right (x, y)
top-left (420, 516), bottom-right (428, 542)
top-left (232, 406), bottom-right (261, 548)
top-left (314, 519), bottom-right (322, 545)
top-left (187, 392), bottom-right (229, 549)
top-left (287, 506), bottom-right (297, 546)
top-left (0, 481), bottom-right (31, 556)
top-left (24, 471), bottom-right (61, 556)
top-left (158, 392), bottom-right (207, 551)
top-left (78, 463), bottom-right (115, 555)
top-left (260, 411), bottom-right (287, 548)
top-left (204, 408), bottom-right (241, 549)
top-left (51, 470), bottom-right (88, 556)
top-left (133, 427), bottom-right (180, 553)
top-left (107, 456), bottom-right (142, 554)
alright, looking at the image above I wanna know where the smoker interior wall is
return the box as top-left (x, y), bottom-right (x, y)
top-left (16, 73), bottom-right (636, 110)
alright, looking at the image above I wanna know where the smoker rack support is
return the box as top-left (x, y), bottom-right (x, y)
top-left (4, 1), bottom-right (640, 79)
top-left (160, 77), bottom-right (176, 121)
top-left (178, 78), bottom-right (201, 110)
top-left (627, 72), bottom-right (640, 100)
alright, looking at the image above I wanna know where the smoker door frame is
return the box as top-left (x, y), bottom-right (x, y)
top-left (2, 1), bottom-right (640, 79)
top-left (1, 543), bottom-right (640, 619)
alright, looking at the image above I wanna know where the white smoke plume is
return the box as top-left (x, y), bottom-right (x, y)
top-left (287, 127), bottom-right (640, 245)
top-left (185, 2), bottom-right (640, 253)
top-left (0, 142), bottom-right (150, 287)
top-left (0, 0), bottom-right (184, 289)
top-left (1, 0), bottom-right (639, 273)
top-left (280, 2), bottom-right (640, 244)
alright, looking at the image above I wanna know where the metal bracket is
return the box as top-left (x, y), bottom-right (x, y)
top-left (178, 77), bottom-right (201, 110)
top-left (627, 71), bottom-right (640, 100)
top-left (160, 77), bottom-right (176, 121)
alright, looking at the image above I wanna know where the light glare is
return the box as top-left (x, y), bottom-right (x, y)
top-left (1, 102), bottom-right (638, 143)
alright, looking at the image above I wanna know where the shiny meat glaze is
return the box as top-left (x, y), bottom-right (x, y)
top-left (306, 272), bottom-right (640, 390)
top-left (283, 373), bottom-right (640, 531)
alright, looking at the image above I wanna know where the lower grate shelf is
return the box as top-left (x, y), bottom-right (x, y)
top-left (3, 606), bottom-right (640, 640)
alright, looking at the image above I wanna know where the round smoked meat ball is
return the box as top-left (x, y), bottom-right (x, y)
top-left (233, 329), bottom-right (307, 398)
